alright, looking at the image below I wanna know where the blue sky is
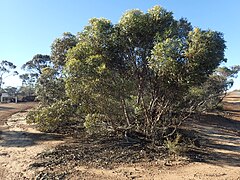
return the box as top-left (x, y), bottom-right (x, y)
top-left (0, 0), bottom-right (239, 90)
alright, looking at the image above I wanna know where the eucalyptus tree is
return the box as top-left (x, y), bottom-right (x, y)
top-left (19, 73), bottom-right (38, 96)
top-left (51, 32), bottom-right (78, 70)
top-left (27, 6), bottom-right (229, 142)
top-left (22, 54), bottom-right (52, 77)
top-left (24, 35), bottom-right (78, 131)
top-left (65, 5), bottom-right (226, 141)
top-left (0, 60), bottom-right (18, 89)
top-left (4, 86), bottom-right (18, 96)
top-left (188, 65), bottom-right (240, 112)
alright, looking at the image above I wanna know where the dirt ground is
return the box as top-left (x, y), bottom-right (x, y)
top-left (0, 102), bottom-right (37, 126)
top-left (0, 94), bottom-right (240, 179)
top-left (0, 102), bottom-right (65, 179)
top-left (31, 104), bottom-right (240, 180)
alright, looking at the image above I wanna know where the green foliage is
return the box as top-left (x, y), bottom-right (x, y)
top-left (22, 54), bottom-right (52, 76)
top-left (164, 133), bottom-right (184, 157)
top-left (84, 113), bottom-right (111, 135)
top-left (65, 5), bottom-right (227, 140)
top-left (20, 54), bottom-right (52, 102)
top-left (19, 73), bottom-right (38, 96)
top-left (19, 73), bottom-right (38, 86)
top-left (0, 60), bottom-right (18, 89)
top-left (25, 5), bottom-right (238, 147)
top-left (24, 34), bottom-right (78, 132)
top-left (17, 86), bottom-right (35, 98)
top-left (26, 100), bottom-right (76, 132)
top-left (51, 32), bottom-right (78, 68)
top-left (187, 66), bottom-right (240, 112)
top-left (0, 60), bottom-right (17, 74)
top-left (3, 86), bottom-right (18, 96)
top-left (36, 67), bottom-right (66, 105)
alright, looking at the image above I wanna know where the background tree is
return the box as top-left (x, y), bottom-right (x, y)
top-left (19, 73), bottom-right (38, 97)
top-left (24, 33), bottom-right (78, 105)
top-left (32, 32), bottom-right (78, 105)
top-left (19, 73), bottom-right (38, 86)
top-left (22, 54), bottom-right (52, 77)
top-left (25, 34), bottom-right (78, 132)
top-left (3, 86), bottom-right (18, 97)
top-left (188, 65), bottom-right (240, 112)
top-left (0, 60), bottom-right (18, 89)
top-left (35, 67), bottom-right (66, 105)
top-left (21, 54), bottom-right (53, 102)
top-left (51, 32), bottom-right (78, 70)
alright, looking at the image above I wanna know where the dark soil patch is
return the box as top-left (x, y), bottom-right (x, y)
top-left (30, 128), bottom-right (203, 179)
top-left (31, 133), bottom-right (165, 169)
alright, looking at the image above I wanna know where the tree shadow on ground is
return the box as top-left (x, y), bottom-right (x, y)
top-left (0, 130), bottom-right (64, 148)
top-left (0, 106), bottom-right (15, 111)
top-left (185, 113), bottom-right (240, 167)
top-left (223, 101), bottom-right (240, 112)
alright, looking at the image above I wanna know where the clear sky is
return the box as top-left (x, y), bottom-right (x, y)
top-left (0, 0), bottom-right (239, 90)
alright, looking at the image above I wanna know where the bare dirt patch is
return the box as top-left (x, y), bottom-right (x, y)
top-left (0, 104), bottom-right (66, 179)
top-left (0, 102), bottom-right (37, 126)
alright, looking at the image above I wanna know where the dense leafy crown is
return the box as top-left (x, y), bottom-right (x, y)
top-left (26, 6), bottom-right (237, 140)
top-left (63, 6), bottom-right (226, 136)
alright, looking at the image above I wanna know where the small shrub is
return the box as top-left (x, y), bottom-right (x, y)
top-left (26, 100), bottom-right (77, 132)
top-left (164, 133), bottom-right (185, 159)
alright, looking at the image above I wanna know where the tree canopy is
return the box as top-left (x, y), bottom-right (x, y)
top-left (26, 6), bottom-right (239, 144)
top-left (22, 54), bottom-right (52, 76)
top-left (51, 32), bottom-right (78, 69)
top-left (0, 60), bottom-right (18, 89)
top-left (64, 6), bottom-right (226, 139)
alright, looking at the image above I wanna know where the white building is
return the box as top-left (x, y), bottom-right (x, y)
top-left (0, 92), bottom-right (18, 103)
